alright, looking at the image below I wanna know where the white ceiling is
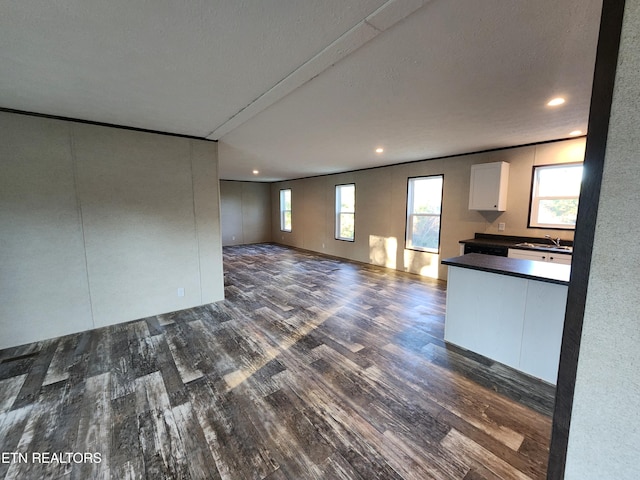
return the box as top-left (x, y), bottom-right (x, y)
top-left (0, 0), bottom-right (602, 181)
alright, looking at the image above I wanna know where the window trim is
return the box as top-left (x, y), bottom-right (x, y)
top-left (279, 188), bottom-right (292, 232)
top-left (405, 175), bottom-right (444, 254)
top-left (527, 162), bottom-right (583, 230)
top-left (335, 183), bottom-right (356, 242)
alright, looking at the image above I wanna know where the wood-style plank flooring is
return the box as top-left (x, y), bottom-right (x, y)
top-left (0, 243), bottom-right (555, 479)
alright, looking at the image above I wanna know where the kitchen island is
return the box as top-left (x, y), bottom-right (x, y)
top-left (442, 253), bottom-right (569, 384)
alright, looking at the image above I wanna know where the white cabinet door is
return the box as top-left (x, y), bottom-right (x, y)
top-left (469, 162), bottom-right (509, 211)
top-left (508, 248), bottom-right (572, 264)
top-left (547, 254), bottom-right (572, 265)
top-left (508, 248), bottom-right (548, 262)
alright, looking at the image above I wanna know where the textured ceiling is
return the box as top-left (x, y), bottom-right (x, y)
top-left (0, 0), bottom-right (602, 181)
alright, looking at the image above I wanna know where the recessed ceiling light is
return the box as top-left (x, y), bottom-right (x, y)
top-left (375, 147), bottom-right (384, 154)
top-left (569, 130), bottom-right (582, 136)
top-left (252, 169), bottom-right (259, 175)
top-left (547, 97), bottom-right (565, 106)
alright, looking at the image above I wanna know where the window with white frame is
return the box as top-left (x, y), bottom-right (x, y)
top-left (529, 163), bottom-right (583, 229)
top-left (335, 184), bottom-right (355, 241)
top-left (406, 175), bottom-right (443, 253)
top-left (280, 189), bottom-right (292, 232)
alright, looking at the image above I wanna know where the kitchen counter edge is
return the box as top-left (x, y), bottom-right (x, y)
top-left (442, 253), bottom-right (570, 286)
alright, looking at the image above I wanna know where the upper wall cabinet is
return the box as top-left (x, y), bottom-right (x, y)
top-left (468, 161), bottom-right (510, 211)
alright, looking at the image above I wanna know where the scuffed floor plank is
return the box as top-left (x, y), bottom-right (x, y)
top-left (72, 372), bottom-right (112, 480)
top-left (0, 375), bottom-right (27, 413)
top-left (441, 428), bottom-right (532, 480)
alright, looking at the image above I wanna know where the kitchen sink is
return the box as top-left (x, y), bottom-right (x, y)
top-left (515, 242), bottom-right (573, 252)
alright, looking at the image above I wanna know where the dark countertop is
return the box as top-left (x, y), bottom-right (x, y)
top-left (460, 233), bottom-right (573, 255)
top-left (442, 253), bottom-right (570, 286)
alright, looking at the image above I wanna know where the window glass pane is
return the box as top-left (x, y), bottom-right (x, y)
top-left (537, 165), bottom-right (583, 197)
top-left (339, 213), bottom-right (354, 240)
top-left (411, 215), bottom-right (440, 251)
top-left (411, 177), bottom-right (443, 214)
top-left (283, 190), bottom-right (291, 210)
top-left (339, 185), bottom-right (355, 212)
top-left (283, 211), bottom-right (292, 231)
top-left (537, 199), bottom-right (579, 226)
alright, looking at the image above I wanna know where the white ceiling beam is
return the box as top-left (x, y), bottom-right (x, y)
top-left (206, 0), bottom-right (431, 140)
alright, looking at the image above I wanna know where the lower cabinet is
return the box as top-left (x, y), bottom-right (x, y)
top-left (508, 248), bottom-right (572, 265)
top-left (445, 265), bottom-right (567, 384)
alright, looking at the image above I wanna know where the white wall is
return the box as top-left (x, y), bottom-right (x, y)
top-left (220, 181), bottom-right (271, 245)
top-left (271, 137), bottom-right (585, 280)
top-left (0, 112), bottom-right (224, 349)
top-left (564, 1), bottom-right (640, 477)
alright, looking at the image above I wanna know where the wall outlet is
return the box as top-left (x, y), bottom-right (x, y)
top-left (177, 287), bottom-right (185, 297)
top-left (498, 222), bottom-right (506, 231)
top-left (232, 235), bottom-right (236, 241)
top-left (322, 243), bottom-right (325, 248)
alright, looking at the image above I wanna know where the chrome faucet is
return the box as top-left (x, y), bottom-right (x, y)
top-left (545, 235), bottom-right (562, 247)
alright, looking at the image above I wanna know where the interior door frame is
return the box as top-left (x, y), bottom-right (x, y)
top-left (546, 1), bottom-right (626, 478)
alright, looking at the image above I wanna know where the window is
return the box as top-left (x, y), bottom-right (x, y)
top-left (335, 184), bottom-right (355, 241)
top-left (406, 175), bottom-right (444, 253)
top-left (280, 189), bottom-right (292, 232)
top-left (529, 163), bottom-right (583, 229)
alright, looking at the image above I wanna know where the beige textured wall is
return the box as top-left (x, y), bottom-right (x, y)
top-left (271, 137), bottom-right (585, 279)
top-left (565, 1), bottom-right (640, 477)
top-left (220, 181), bottom-right (271, 245)
top-left (0, 114), bottom-right (94, 348)
top-left (0, 112), bottom-right (224, 349)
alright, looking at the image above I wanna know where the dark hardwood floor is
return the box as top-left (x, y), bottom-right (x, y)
top-left (0, 243), bottom-right (555, 479)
